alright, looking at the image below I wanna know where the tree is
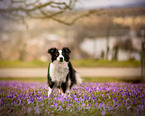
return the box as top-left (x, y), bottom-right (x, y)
top-left (141, 30), bottom-right (145, 83)
top-left (0, 0), bottom-right (100, 26)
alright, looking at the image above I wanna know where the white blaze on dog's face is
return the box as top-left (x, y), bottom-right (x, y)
top-left (57, 50), bottom-right (64, 62)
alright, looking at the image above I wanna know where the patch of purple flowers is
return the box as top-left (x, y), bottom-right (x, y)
top-left (0, 81), bottom-right (145, 115)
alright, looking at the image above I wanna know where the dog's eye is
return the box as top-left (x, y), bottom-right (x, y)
top-left (56, 52), bottom-right (59, 56)
top-left (62, 52), bottom-right (65, 56)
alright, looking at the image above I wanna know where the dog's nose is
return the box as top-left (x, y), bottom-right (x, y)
top-left (60, 57), bottom-right (63, 62)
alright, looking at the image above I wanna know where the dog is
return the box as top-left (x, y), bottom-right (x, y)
top-left (47, 47), bottom-right (82, 97)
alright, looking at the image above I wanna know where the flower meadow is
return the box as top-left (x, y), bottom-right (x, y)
top-left (0, 81), bottom-right (145, 116)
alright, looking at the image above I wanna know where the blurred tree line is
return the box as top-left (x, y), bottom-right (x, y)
top-left (0, 0), bottom-right (145, 61)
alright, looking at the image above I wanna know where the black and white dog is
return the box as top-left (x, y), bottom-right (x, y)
top-left (47, 47), bottom-right (82, 97)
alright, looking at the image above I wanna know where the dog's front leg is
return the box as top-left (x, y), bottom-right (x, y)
top-left (61, 82), bottom-right (69, 98)
top-left (48, 87), bottom-right (52, 97)
top-left (48, 86), bottom-right (55, 97)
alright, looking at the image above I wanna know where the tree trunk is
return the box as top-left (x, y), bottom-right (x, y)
top-left (141, 41), bottom-right (145, 83)
top-left (141, 30), bottom-right (145, 83)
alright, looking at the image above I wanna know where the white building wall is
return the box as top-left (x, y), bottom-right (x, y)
top-left (80, 37), bottom-right (141, 61)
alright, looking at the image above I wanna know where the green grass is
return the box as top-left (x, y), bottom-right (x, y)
top-left (0, 59), bottom-right (141, 68)
top-left (71, 59), bottom-right (141, 67)
top-left (0, 60), bottom-right (48, 68)
top-left (0, 77), bottom-right (141, 83)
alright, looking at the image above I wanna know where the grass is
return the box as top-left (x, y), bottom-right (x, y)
top-left (0, 60), bottom-right (48, 68)
top-left (0, 79), bottom-right (145, 116)
top-left (0, 59), bottom-right (141, 68)
top-left (0, 77), bottom-right (142, 83)
top-left (71, 59), bottom-right (141, 67)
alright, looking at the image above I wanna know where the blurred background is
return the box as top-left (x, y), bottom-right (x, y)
top-left (0, 0), bottom-right (144, 82)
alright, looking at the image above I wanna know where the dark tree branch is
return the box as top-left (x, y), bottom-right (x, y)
top-left (0, 0), bottom-right (103, 26)
top-left (0, 1), bottom-right (71, 12)
top-left (51, 10), bottom-right (103, 26)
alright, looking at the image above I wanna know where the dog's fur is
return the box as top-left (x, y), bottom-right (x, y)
top-left (47, 47), bottom-right (82, 97)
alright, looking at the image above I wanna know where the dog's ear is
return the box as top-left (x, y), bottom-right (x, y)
top-left (48, 48), bottom-right (57, 55)
top-left (62, 47), bottom-right (71, 54)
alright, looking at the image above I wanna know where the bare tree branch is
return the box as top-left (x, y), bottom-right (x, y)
top-left (0, 1), bottom-right (72, 12)
top-left (51, 10), bottom-right (103, 26)
top-left (0, 0), bottom-right (103, 26)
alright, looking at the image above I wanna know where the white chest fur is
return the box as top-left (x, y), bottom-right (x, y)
top-left (49, 61), bottom-right (69, 84)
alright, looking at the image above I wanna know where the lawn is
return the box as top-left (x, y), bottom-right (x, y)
top-left (0, 77), bottom-right (141, 83)
top-left (0, 60), bottom-right (141, 68)
top-left (0, 78), bottom-right (145, 116)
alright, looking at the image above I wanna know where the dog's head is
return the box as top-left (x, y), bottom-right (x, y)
top-left (48, 47), bottom-right (71, 62)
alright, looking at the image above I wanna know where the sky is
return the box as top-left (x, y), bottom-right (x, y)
top-left (75, 0), bottom-right (145, 9)
top-left (0, 0), bottom-right (145, 10)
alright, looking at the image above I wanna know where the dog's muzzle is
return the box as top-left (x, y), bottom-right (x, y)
top-left (59, 57), bottom-right (63, 62)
